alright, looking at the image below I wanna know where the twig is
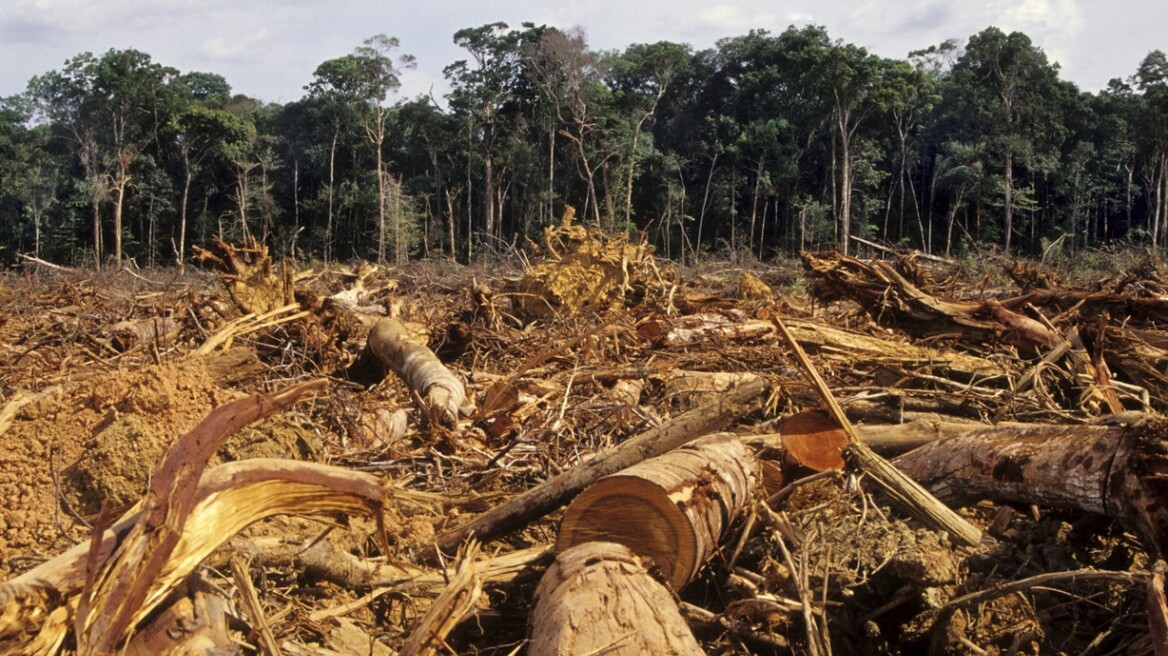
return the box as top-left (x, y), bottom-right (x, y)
top-left (772, 315), bottom-right (984, 547)
top-left (231, 556), bottom-right (283, 656)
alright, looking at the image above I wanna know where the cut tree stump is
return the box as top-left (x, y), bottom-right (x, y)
top-left (427, 377), bottom-right (770, 561)
top-left (556, 432), bottom-right (759, 591)
top-left (528, 541), bottom-right (705, 656)
top-left (893, 415), bottom-right (1168, 557)
top-left (367, 318), bottom-right (474, 427)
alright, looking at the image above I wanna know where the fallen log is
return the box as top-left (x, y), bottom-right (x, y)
top-left (528, 541), bottom-right (704, 656)
top-left (639, 312), bottom-right (1010, 384)
top-left (892, 415), bottom-right (1168, 557)
top-left (427, 377), bottom-right (771, 560)
top-left (557, 432), bottom-right (759, 591)
top-left (802, 251), bottom-right (1064, 356)
top-left (773, 316), bottom-right (985, 547)
top-left (367, 318), bottom-right (474, 427)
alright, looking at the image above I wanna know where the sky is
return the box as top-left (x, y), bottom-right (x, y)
top-left (2, 0), bottom-right (1165, 105)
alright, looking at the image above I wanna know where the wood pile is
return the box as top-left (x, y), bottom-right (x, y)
top-left (1, 239), bottom-right (1168, 654)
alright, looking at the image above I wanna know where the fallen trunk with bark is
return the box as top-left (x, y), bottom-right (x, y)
top-left (528, 541), bottom-right (704, 656)
top-left (367, 317), bottom-right (474, 427)
top-left (893, 415), bottom-right (1168, 557)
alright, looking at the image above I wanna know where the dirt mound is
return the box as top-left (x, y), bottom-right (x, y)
top-left (0, 356), bottom-right (238, 572)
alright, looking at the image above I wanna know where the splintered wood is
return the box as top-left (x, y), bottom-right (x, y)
top-left (7, 242), bottom-right (1168, 654)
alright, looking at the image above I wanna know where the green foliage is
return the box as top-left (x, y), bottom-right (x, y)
top-left (3, 24), bottom-right (1168, 268)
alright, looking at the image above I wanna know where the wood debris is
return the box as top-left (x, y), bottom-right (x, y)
top-left (4, 240), bottom-right (1168, 654)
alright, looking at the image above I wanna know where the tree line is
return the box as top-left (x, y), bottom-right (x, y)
top-left (1, 23), bottom-right (1167, 268)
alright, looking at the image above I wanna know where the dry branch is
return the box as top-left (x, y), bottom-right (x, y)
top-left (528, 541), bottom-right (704, 656)
top-left (399, 541), bottom-right (483, 656)
top-left (557, 433), bottom-right (759, 590)
top-left (367, 318), bottom-right (474, 427)
top-left (773, 315), bottom-right (985, 547)
top-left (427, 377), bottom-right (771, 560)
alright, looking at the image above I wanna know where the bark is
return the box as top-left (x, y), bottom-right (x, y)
top-left (557, 433), bottom-right (759, 591)
top-left (427, 377), bottom-right (770, 560)
top-left (528, 541), bottom-right (704, 656)
top-left (367, 318), bottom-right (474, 427)
top-left (803, 251), bottom-right (1065, 356)
top-left (893, 415), bottom-right (1168, 557)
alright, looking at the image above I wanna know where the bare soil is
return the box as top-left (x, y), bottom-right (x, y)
top-left (0, 244), bottom-right (1160, 655)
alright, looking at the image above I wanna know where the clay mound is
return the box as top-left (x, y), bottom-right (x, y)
top-left (517, 206), bottom-right (673, 319)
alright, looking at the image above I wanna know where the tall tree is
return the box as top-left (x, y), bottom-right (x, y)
top-left (446, 23), bottom-right (532, 245)
top-left (310, 35), bottom-right (414, 262)
top-left (949, 28), bottom-right (1063, 252)
top-left (28, 49), bottom-right (181, 266)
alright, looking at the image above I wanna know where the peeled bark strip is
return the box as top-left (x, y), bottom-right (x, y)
top-left (528, 542), bottom-right (704, 656)
top-left (893, 416), bottom-right (1168, 556)
top-left (368, 318), bottom-right (474, 427)
top-left (75, 379), bottom-right (329, 656)
top-left (428, 377), bottom-right (770, 560)
top-left (557, 433), bottom-right (759, 591)
top-left (1, 458), bottom-right (387, 656)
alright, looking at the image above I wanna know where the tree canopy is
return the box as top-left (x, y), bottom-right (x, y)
top-left (2, 26), bottom-right (1167, 267)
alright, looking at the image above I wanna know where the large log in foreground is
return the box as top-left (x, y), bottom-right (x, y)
top-left (893, 416), bottom-right (1168, 556)
top-left (557, 433), bottom-right (759, 591)
top-left (528, 541), bottom-right (705, 656)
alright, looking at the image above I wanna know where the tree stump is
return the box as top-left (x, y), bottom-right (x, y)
top-left (528, 541), bottom-right (704, 656)
top-left (556, 432), bottom-right (759, 591)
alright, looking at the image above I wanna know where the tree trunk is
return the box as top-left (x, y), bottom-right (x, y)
top-left (1004, 147), bottom-right (1015, 252)
top-left (557, 433), bottom-right (758, 591)
top-left (893, 416), bottom-right (1168, 557)
top-left (178, 158), bottom-right (191, 272)
top-left (427, 377), bottom-right (770, 560)
top-left (366, 318), bottom-right (473, 427)
top-left (529, 542), bottom-right (704, 656)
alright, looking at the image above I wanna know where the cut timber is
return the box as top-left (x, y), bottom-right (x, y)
top-left (427, 377), bottom-right (770, 560)
top-left (892, 415), bottom-right (1168, 557)
top-left (528, 541), bottom-right (704, 656)
top-left (367, 318), bottom-right (474, 427)
top-left (557, 432), bottom-right (759, 591)
top-left (781, 409), bottom-right (849, 471)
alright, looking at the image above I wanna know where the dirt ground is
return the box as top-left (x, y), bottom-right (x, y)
top-left (0, 238), bottom-right (1163, 654)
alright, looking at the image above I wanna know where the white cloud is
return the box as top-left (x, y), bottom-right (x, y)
top-left (697, 4), bottom-right (779, 34)
top-left (201, 29), bottom-right (272, 63)
top-left (993, 0), bottom-right (1086, 35)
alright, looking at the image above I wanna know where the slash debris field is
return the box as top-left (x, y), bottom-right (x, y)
top-left (3, 226), bottom-right (1168, 655)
